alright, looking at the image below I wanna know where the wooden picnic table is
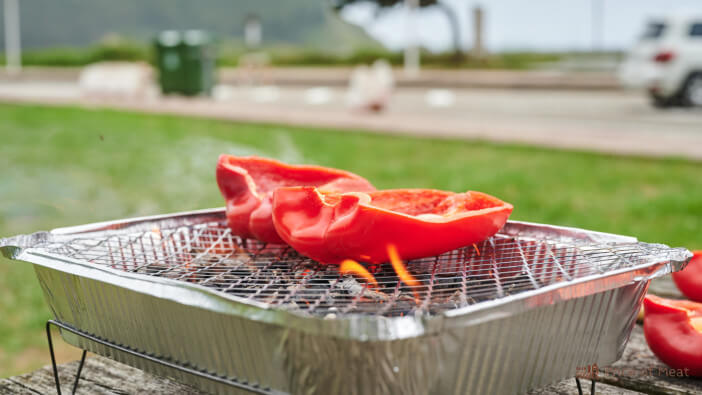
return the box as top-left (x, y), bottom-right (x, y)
top-left (3, 279), bottom-right (701, 394)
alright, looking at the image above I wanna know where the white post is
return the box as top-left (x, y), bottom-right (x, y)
top-left (471, 6), bottom-right (484, 59)
top-left (4, 0), bottom-right (22, 74)
top-left (403, 0), bottom-right (420, 78)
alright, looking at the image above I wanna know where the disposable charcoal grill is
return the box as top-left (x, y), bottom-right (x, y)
top-left (0, 208), bottom-right (692, 395)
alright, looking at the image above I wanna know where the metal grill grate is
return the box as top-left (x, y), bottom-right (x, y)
top-left (36, 220), bottom-right (660, 318)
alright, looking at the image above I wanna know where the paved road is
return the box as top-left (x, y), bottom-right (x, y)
top-left (1, 81), bottom-right (701, 160)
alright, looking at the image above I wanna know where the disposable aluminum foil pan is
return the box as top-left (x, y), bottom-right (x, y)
top-left (0, 208), bottom-right (692, 395)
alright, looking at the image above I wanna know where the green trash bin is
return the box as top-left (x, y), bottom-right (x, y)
top-left (154, 30), bottom-right (184, 94)
top-left (154, 30), bottom-right (216, 96)
top-left (180, 30), bottom-right (216, 96)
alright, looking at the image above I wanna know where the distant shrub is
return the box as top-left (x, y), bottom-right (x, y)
top-left (2, 40), bottom-right (571, 70)
top-left (0, 40), bottom-right (151, 67)
top-left (89, 40), bottom-right (150, 63)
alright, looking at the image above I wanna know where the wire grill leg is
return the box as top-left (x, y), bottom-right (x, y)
top-left (574, 377), bottom-right (596, 395)
top-left (46, 321), bottom-right (62, 395)
top-left (72, 350), bottom-right (87, 394)
top-left (44, 319), bottom-right (266, 394)
top-left (46, 321), bottom-right (88, 395)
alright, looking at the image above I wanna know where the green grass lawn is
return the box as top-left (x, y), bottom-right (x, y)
top-left (1, 103), bottom-right (700, 377)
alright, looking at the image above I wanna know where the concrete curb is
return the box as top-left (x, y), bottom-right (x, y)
top-left (1, 67), bottom-right (621, 91)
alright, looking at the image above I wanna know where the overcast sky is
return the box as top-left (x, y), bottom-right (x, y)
top-left (340, 0), bottom-right (702, 52)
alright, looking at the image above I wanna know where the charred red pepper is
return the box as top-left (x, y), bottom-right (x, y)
top-left (271, 187), bottom-right (513, 264)
top-left (672, 250), bottom-right (702, 302)
top-left (643, 295), bottom-right (702, 377)
top-left (216, 155), bottom-right (375, 244)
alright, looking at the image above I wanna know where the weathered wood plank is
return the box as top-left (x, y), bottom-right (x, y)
top-left (648, 277), bottom-right (683, 299)
top-left (594, 325), bottom-right (702, 395)
top-left (527, 378), bottom-right (644, 394)
top-left (79, 356), bottom-right (201, 394)
top-left (0, 379), bottom-right (44, 395)
top-left (1, 356), bottom-right (200, 395)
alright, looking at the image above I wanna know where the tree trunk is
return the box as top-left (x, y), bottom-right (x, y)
top-left (436, 2), bottom-right (462, 62)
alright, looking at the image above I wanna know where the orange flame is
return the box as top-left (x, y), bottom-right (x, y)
top-left (340, 259), bottom-right (379, 288)
top-left (472, 243), bottom-right (481, 256)
top-left (387, 244), bottom-right (421, 303)
top-left (209, 241), bottom-right (241, 255)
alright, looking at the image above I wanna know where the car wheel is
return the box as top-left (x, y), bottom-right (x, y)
top-left (683, 73), bottom-right (702, 107)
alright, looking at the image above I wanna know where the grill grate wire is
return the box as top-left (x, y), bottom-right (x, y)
top-left (36, 221), bottom-right (660, 318)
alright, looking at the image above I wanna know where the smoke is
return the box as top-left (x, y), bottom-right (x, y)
top-left (0, 132), bottom-right (309, 233)
top-left (0, 167), bottom-right (123, 232)
top-left (273, 132), bottom-right (305, 164)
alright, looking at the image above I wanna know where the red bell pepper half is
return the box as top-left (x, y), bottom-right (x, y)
top-left (216, 155), bottom-right (375, 244)
top-left (672, 250), bottom-right (702, 302)
top-left (271, 187), bottom-right (513, 264)
top-left (643, 295), bottom-right (702, 377)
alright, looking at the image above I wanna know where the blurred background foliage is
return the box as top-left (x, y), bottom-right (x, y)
top-left (0, 39), bottom-right (569, 69)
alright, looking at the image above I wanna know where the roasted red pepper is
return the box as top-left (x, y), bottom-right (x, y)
top-left (672, 250), bottom-right (702, 302)
top-left (271, 187), bottom-right (513, 264)
top-left (216, 155), bottom-right (375, 244)
top-left (643, 295), bottom-right (702, 377)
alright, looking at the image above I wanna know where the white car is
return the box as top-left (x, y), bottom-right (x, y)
top-left (619, 15), bottom-right (702, 107)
